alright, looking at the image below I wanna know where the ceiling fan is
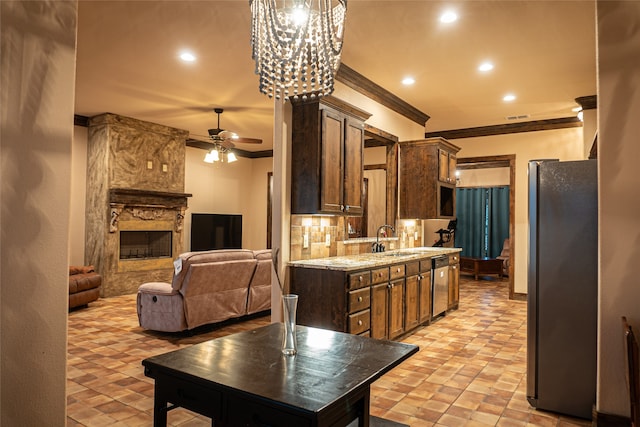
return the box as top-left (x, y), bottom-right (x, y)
top-left (206, 108), bottom-right (262, 147)
top-left (187, 108), bottom-right (263, 163)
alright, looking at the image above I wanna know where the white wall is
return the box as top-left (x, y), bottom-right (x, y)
top-left (596, 0), bottom-right (640, 417)
top-left (457, 167), bottom-right (510, 188)
top-left (184, 147), bottom-right (272, 251)
top-left (453, 127), bottom-right (584, 294)
top-left (1, 1), bottom-right (77, 424)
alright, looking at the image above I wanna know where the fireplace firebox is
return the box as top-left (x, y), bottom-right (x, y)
top-left (119, 230), bottom-right (172, 260)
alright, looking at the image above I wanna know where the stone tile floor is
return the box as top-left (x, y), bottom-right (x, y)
top-left (67, 276), bottom-right (591, 426)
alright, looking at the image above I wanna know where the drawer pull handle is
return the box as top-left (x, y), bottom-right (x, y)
top-left (396, 267), bottom-right (401, 273)
top-left (358, 296), bottom-right (363, 302)
top-left (359, 275), bottom-right (363, 282)
top-left (358, 320), bottom-right (363, 326)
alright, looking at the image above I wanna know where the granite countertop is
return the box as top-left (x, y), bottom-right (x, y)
top-left (288, 247), bottom-right (462, 271)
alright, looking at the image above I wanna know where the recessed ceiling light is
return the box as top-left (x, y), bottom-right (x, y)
top-left (402, 76), bottom-right (415, 85)
top-left (503, 94), bottom-right (516, 102)
top-left (179, 51), bottom-right (196, 62)
top-left (440, 10), bottom-right (458, 23)
top-left (478, 62), bottom-right (494, 72)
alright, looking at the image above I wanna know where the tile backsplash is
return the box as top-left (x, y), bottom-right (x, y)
top-left (290, 215), bottom-right (424, 261)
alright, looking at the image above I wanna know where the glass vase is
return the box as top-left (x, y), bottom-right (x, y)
top-left (281, 294), bottom-right (298, 356)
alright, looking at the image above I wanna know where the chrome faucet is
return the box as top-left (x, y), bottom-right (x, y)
top-left (372, 224), bottom-right (395, 253)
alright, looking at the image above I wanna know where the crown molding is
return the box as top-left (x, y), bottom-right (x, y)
top-left (425, 117), bottom-right (582, 140)
top-left (336, 63), bottom-right (430, 126)
top-left (575, 95), bottom-right (597, 110)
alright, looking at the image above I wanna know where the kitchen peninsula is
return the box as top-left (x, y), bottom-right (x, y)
top-left (289, 247), bottom-right (461, 341)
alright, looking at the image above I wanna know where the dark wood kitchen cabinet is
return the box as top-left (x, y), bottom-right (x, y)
top-left (289, 267), bottom-right (372, 335)
top-left (370, 264), bottom-right (406, 341)
top-left (438, 148), bottom-right (457, 184)
top-left (399, 138), bottom-right (461, 219)
top-left (448, 252), bottom-right (460, 310)
top-left (418, 259), bottom-right (432, 324)
top-left (289, 249), bottom-right (461, 341)
top-left (291, 97), bottom-right (371, 215)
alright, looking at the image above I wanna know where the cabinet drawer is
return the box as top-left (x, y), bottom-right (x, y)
top-left (420, 259), bottom-right (432, 273)
top-left (406, 261), bottom-right (419, 277)
top-left (348, 271), bottom-right (371, 289)
top-left (370, 267), bottom-right (389, 284)
top-left (449, 253), bottom-right (459, 264)
top-left (390, 264), bottom-right (405, 280)
top-left (348, 287), bottom-right (370, 313)
top-left (348, 309), bottom-right (370, 335)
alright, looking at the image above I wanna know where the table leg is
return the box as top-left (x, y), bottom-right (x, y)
top-left (153, 385), bottom-right (169, 427)
top-left (358, 387), bottom-right (371, 427)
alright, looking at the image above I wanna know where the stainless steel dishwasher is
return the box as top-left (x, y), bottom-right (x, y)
top-left (432, 255), bottom-right (449, 318)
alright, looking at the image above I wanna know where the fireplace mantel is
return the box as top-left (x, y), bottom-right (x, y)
top-left (109, 188), bottom-right (192, 209)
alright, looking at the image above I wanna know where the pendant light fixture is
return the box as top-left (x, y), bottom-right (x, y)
top-left (249, 0), bottom-right (347, 101)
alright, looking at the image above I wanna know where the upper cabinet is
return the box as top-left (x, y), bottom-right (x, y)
top-left (291, 97), bottom-right (371, 215)
top-left (399, 137), bottom-right (461, 219)
top-left (438, 148), bottom-right (457, 184)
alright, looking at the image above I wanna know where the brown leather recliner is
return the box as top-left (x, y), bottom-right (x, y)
top-left (69, 265), bottom-right (101, 309)
top-left (136, 249), bottom-right (272, 332)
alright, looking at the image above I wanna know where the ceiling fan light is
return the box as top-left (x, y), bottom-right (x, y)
top-left (227, 151), bottom-right (238, 163)
top-left (204, 151), bottom-right (215, 163)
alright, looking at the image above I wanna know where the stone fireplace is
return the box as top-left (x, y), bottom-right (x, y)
top-left (85, 113), bottom-right (191, 297)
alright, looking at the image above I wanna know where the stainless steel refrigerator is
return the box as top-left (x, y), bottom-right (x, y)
top-left (527, 159), bottom-right (597, 420)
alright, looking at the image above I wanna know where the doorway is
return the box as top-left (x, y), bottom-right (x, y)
top-left (456, 155), bottom-right (516, 299)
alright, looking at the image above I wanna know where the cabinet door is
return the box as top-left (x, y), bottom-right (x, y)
top-left (448, 152), bottom-right (457, 183)
top-left (370, 283), bottom-right (388, 339)
top-left (342, 116), bottom-right (364, 215)
top-left (388, 279), bottom-right (405, 340)
top-left (438, 149), bottom-right (449, 182)
top-left (448, 263), bottom-right (459, 309)
top-left (320, 109), bottom-right (344, 213)
top-left (405, 275), bottom-right (420, 331)
top-left (418, 273), bottom-right (431, 324)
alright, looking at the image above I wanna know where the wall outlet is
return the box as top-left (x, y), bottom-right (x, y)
top-left (303, 233), bottom-right (309, 249)
top-left (146, 160), bottom-right (153, 170)
top-left (325, 233), bottom-right (331, 247)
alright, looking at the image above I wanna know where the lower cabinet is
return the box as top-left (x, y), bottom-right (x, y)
top-left (289, 251), bottom-right (459, 340)
top-left (418, 259), bottom-right (432, 324)
top-left (371, 279), bottom-right (405, 340)
top-left (404, 274), bottom-right (420, 332)
top-left (448, 253), bottom-right (460, 310)
top-left (371, 282), bottom-right (388, 339)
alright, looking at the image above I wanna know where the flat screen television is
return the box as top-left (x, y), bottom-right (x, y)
top-left (191, 213), bottom-right (242, 251)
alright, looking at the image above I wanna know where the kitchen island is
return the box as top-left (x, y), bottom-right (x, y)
top-left (289, 247), bottom-right (461, 340)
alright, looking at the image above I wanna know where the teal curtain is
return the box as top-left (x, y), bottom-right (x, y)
top-left (455, 188), bottom-right (486, 258)
top-left (455, 186), bottom-right (509, 258)
top-left (487, 187), bottom-right (510, 258)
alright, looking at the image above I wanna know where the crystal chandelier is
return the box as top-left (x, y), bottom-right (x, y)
top-left (250, 0), bottom-right (347, 100)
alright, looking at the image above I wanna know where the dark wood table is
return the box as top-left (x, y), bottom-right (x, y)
top-left (460, 256), bottom-right (504, 280)
top-left (142, 323), bottom-right (418, 427)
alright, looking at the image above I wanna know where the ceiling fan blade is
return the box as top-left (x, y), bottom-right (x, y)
top-left (218, 130), bottom-right (238, 140)
top-left (220, 140), bottom-right (235, 150)
top-left (186, 137), bottom-right (216, 151)
top-left (234, 137), bottom-right (263, 144)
